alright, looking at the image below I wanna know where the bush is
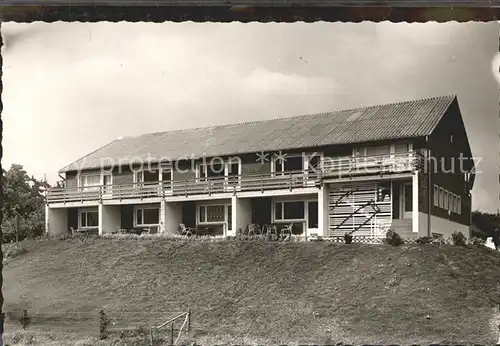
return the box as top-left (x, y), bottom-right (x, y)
top-left (119, 325), bottom-right (149, 339)
top-left (451, 231), bottom-right (467, 246)
top-left (468, 236), bottom-right (486, 246)
top-left (344, 233), bottom-right (353, 244)
top-left (385, 229), bottom-right (404, 247)
top-left (415, 236), bottom-right (433, 244)
top-left (3, 242), bottom-right (28, 260)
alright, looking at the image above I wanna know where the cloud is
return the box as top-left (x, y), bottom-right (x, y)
top-left (2, 21), bottom-right (498, 213)
top-left (243, 68), bottom-right (338, 96)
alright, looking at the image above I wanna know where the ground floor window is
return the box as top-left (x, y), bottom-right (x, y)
top-left (274, 200), bottom-right (318, 227)
top-left (79, 210), bottom-right (98, 228)
top-left (434, 184), bottom-right (462, 214)
top-left (433, 185), bottom-right (439, 207)
top-left (197, 204), bottom-right (232, 230)
top-left (273, 199), bottom-right (317, 235)
top-left (135, 206), bottom-right (160, 226)
top-left (274, 201), bottom-right (305, 221)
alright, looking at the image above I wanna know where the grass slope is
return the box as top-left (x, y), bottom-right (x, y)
top-left (3, 237), bottom-right (500, 345)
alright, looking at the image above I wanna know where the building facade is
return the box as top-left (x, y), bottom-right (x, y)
top-left (45, 95), bottom-right (475, 240)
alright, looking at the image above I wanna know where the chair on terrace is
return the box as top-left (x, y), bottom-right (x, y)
top-left (247, 223), bottom-right (262, 236)
top-left (279, 223), bottom-right (293, 242)
top-left (179, 223), bottom-right (195, 237)
top-left (115, 226), bottom-right (128, 234)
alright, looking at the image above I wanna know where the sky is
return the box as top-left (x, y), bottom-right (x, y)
top-left (2, 21), bottom-right (499, 213)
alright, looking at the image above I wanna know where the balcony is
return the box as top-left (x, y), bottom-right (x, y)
top-left (321, 151), bottom-right (420, 178)
top-left (46, 170), bottom-right (321, 204)
top-left (46, 152), bottom-right (421, 204)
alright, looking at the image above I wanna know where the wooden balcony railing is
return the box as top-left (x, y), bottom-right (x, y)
top-left (321, 152), bottom-right (419, 178)
top-left (46, 151), bottom-right (420, 204)
top-left (46, 170), bottom-right (320, 204)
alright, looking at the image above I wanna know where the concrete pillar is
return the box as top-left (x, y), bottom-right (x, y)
top-left (160, 200), bottom-right (166, 233)
top-left (412, 172), bottom-right (419, 234)
top-left (231, 196), bottom-right (252, 237)
top-left (318, 184), bottom-right (329, 238)
top-left (99, 204), bottom-right (121, 235)
top-left (164, 201), bottom-right (183, 234)
top-left (45, 206), bottom-right (68, 237)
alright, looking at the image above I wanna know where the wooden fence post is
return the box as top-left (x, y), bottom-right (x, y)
top-left (150, 329), bottom-right (154, 346)
top-left (99, 309), bottom-right (110, 340)
top-left (187, 309), bottom-right (191, 332)
top-left (20, 309), bottom-right (29, 330)
top-left (170, 322), bottom-right (174, 345)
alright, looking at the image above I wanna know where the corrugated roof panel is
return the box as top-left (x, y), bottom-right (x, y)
top-left (398, 98), bottom-right (441, 137)
top-left (292, 115), bottom-right (346, 148)
top-left (415, 96), bottom-right (455, 135)
top-left (276, 115), bottom-right (327, 149)
top-left (345, 110), bottom-right (364, 122)
top-left (60, 95), bottom-right (458, 172)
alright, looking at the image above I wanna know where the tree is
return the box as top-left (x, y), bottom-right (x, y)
top-left (1, 164), bottom-right (50, 242)
top-left (471, 210), bottom-right (500, 240)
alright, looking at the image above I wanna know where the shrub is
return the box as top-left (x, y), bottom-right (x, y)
top-left (385, 229), bottom-right (404, 247)
top-left (431, 236), bottom-right (447, 245)
top-left (119, 325), bottom-right (149, 339)
top-left (451, 231), bottom-right (467, 246)
top-left (344, 233), bottom-right (353, 244)
top-left (3, 242), bottom-right (28, 260)
top-left (415, 236), bottom-right (433, 244)
top-left (468, 236), bottom-right (486, 246)
top-left (236, 228), bottom-right (244, 238)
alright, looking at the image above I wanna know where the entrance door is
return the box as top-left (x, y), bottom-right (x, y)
top-left (401, 183), bottom-right (413, 219)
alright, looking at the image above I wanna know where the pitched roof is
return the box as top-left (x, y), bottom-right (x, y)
top-left (60, 94), bottom-right (457, 172)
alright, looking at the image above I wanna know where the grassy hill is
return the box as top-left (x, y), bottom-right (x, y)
top-left (3, 237), bottom-right (500, 345)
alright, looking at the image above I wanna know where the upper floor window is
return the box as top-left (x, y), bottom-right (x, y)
top-left (273, 153), bottom-right (303, 174)
top-left (198, 158), bottom-right (241, 180)
top-left (364, 145), bottom-right (391, 157)
top-left (227, 158), bottom-right (240, 176)
top-left (79, 174), bottom-right (101, 191)
top-left (306, 153), bottom-right (322, 173)
top-left (393, 142), bottom-right (412, 154)
top-left (161, 164), bottom-right (173, 188)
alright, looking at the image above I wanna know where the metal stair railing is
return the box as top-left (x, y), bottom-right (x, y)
top-left (331, 199), bottom-right (381, 234)
top-left (347, 201), bottom-right (382, 235)
top-left (329, 188), bottom-right (360, 213)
